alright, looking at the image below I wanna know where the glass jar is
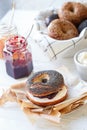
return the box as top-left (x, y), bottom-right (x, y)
top-left (3, 35), bottom-right (33, 79)
top-left (0, 23), bottom-right (17, 59)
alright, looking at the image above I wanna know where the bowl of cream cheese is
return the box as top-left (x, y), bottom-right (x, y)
top-left (74, 48), bottom-right (87, 81)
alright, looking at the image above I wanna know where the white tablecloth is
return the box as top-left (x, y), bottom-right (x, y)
top-left (0, 10), bottom-right (87, 130)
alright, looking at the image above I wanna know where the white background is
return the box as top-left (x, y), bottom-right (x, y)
top-left (0, 0), bottom-right (87, 130)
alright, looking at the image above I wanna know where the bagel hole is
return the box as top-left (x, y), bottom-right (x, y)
top-left (61, 27), bottom-right (67, 34)
top-left (69, 7), bottom-right (74, 12)
top-left (62, 29), bottom-right (66, 34)
top-left (32, 73), bottom-right (49, 83)
top-left (41, 78), bottom-right (47, 83)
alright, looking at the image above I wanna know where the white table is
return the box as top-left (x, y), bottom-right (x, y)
top-left (0, 10), bottom-right (87, 130)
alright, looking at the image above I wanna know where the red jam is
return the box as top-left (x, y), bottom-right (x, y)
top-left (4, 35), bottom-right (33, 79)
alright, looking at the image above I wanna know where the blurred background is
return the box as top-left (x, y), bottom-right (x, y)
top-left (0, 0), bottom-right (84, 19)
top-left (0, 0), bottom-right (54, 19)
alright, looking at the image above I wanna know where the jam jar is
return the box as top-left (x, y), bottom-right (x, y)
top-left (0, 23), bottom-right (17, 59)
top-left (3, 35), bottom-right (33, 79)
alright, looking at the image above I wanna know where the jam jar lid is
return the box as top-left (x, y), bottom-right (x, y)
top-left (5, 35), bottom-right (28, 52)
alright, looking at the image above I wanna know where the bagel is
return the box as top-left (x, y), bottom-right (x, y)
top-left (58, 2), bottom-right (87, 25)
top-left (47, 19), bottom-right (78, 40)
top-left (26, 70), bottom-right (67, 107)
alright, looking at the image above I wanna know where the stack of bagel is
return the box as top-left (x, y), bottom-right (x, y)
top-left (47, 2), bottom-right (87, 40)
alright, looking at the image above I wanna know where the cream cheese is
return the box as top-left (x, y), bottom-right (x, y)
top-left (77, 51), bottom-right (87, 65)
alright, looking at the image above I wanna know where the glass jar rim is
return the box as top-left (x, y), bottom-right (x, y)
top-left (0, 23), bottom-right (17, 35)
top-left (5, 35), bottom-right (28, 52)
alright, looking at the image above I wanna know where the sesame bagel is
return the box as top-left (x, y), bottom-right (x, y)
top-left (48, 19), bottom-right (78, 40)
top-left (58, 2), bottom-right (87, 25)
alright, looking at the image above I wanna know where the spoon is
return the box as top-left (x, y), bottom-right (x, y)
top-left (9, 0), bottom-right (15, 27)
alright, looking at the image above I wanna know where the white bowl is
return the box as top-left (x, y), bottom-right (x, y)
top-left (34, 9), bottom-right (87, 60)
top-left (74, 48), bottom-right (87, 81)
